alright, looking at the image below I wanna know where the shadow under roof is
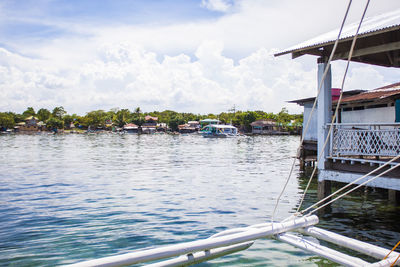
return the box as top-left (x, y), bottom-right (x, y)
top-left (274, 9), bottom-right (400, 68)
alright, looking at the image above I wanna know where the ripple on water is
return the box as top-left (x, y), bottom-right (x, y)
top-left (0, 134), bottom-right (398, 266)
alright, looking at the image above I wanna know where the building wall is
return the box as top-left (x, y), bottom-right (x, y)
top-left (302, 102), bottom-right (318, 141)
top-left (341, 106), bottom-right (395, 123)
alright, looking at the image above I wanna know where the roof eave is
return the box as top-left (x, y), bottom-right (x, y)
top-left (274, 25), bottom-right (400, 59)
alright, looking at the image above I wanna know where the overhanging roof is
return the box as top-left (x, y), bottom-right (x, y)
top-left (275, 9), bottom-right (400, 67)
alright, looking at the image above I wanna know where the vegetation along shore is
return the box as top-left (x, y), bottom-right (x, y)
top-left (0, 106), bottom-right (302, 134)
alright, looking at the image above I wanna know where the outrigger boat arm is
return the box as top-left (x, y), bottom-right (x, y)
top-left (65, 215), bottom-right (400, 267)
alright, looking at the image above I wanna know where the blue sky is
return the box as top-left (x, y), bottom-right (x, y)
top-left (1, 0), bottom-right (399, 115)
top-left (0, 0), bottom-right (226, 44)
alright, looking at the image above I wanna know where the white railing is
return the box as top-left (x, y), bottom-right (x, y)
top-left (329, 123), bottom-right (400, 157)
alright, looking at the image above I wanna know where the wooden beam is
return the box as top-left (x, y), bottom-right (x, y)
top-left (332, 41), bottom-right (400, 61)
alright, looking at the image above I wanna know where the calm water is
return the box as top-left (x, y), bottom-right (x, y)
top-left (0, 134), bottom-right (399, 266)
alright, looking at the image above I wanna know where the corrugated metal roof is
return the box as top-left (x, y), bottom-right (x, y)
top-left (145, 115), bottom-right (158, 121)
top-left (276, 9), bottom-right (400, 56)
top-left (250, 120), bottom-right (276, 127)
top-left (123, 123), bottom-right (138, 129)
top-left (338, 82), bottom-right (400, 104)
top-left (289, 90), bottom-right (365, 105)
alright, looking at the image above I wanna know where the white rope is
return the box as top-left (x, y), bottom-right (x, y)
top-left (306, 161), bottom-right (400, 215)
top-left (296, 0), bottom-right (370, 213)
top-left (300, 154), bottom-right (400, 215)
top-left (271, 0), bottom-right (353, 223)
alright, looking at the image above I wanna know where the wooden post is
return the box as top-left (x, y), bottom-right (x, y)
top-left (388, 189), bottom-right (400, 205)
top-left (317, 180), bottom-right (332, 214)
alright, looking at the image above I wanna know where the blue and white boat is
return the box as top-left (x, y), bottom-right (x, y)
top-left (201, 124), bottom-right (238, 138)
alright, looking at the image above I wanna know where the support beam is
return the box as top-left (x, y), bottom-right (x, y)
top-left (298, 226), bottom-right (400, 260)
top-left (146, 242), bottom-right (254, 267)
top-left (332, 41), bottom-right (400, 61)
top-left (317, 59), bottom-right (332, 170)
top-left (277, 233), bottom-right (369, 267)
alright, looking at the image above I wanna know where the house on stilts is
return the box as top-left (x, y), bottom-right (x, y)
top-left (275, 9), bottom-right (400, 204)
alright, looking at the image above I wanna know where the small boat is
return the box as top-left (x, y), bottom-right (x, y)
top-left (201, 124), bottom-right (238, 138)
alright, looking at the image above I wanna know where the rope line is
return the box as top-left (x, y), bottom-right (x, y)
top-left (384, 241), bottom-right (400, 260)
top-left (296, 0), bottom-right (370, 213)
top-left (390, 254), bottom-right (400, 267)
top-left (306, 161), bottom-right (400, 216)
top-left (300, 155), bottom-right (400, 215)
top-left (270, 0), bottom-right (353, 223)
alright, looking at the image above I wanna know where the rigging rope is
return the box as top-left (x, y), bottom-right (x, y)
top-left (305, 160), bottom-right (400, 215)
top-left (391, 255), bottom-right (400, 267)
top-left (384, 241), bottom-right (400, 260)
top-left (296, 0), bottom-right (371, 214)
top-left (271, 0), bottom-right (353, 223)
top-left (300, 154), bottom-right (400, 215)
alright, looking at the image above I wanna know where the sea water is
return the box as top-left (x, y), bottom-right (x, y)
top-left (0, 134), bottom-right (399, 266)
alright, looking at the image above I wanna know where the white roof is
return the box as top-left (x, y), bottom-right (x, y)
top-left (277, 9), bottom-right (400, 56)
top-left (201, 119), bottom-right (220, 122)
top-left (206, 124), bottom-right (237, 129)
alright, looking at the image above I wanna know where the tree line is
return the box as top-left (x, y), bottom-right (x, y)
top-left (0, 106), bottom-right (303, 132)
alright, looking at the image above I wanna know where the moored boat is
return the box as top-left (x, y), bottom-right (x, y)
top-left (201, 124), bottom-right (238, 138)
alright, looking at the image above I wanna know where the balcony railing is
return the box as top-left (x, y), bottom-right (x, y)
top-left (329, 123), bottom-right (400, 157)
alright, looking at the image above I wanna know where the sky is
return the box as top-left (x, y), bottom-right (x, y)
top-left (0, 0), bottom-right (399, 115)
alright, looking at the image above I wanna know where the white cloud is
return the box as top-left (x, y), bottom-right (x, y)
top-left (335, 64), bottom-right (385, 91)
top-left (0, 43), bottom-right (318, 114)
top-left (200, 0), bottom-right (233, 13)
top-left (1, 0), bottom-right (399, 115)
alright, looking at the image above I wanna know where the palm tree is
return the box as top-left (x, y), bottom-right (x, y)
top-left (135, 107), bottom-right (141, 116)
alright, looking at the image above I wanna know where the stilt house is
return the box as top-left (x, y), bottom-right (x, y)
top-left (275, 10), bottom-right (400, 203)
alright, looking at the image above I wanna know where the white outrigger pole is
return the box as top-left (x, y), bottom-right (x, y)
top-left (66, 214), bottom-right (400, 267)
top-left (66, 216), bottom-right (319, 266)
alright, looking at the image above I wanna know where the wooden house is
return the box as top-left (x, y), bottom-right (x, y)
top-left (188, 121), bottom-right (200, 130)
top-left (16, 116), bottom-right (42, 132)
top-left (178, 124), bottom-right (197, 133)
top-left (123, 123), bottom-right (139, 134)
top-left (250, 119), bottom-right (277, 134)
top-left (142, 116), bottom-right (158, 134)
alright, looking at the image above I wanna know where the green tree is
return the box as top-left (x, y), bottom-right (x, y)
top-left (52, 106), bottom-right (66, 119)
top-left (63, 114), bottom-right (76, 128)
top-left (37, 108), bottom-right (51, 122)
top-left (134, 107), bottom-right (141, 115)
top-left (114, 109), bottom-right (131, 127)
top-left (168, 114), bottom-right (185, 132)
top-left (75, 115), bottom-right (89, 129)
top-left (276, 107), bottom-right (291, 126)
top-left (218, 112), bottom-right (230, 124)
top-left (22, 107), bottom-right (35, 118)
top-left (86, 110), bottom-right (107, 128)
top-left (131, 113), bottom-right (145, 126)
top-left (0, 112), bottom-right (15, 129)
top-left (233, 111), bottom-right (258, 132)
top-left (46, 117), bottom-right (64, 129)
